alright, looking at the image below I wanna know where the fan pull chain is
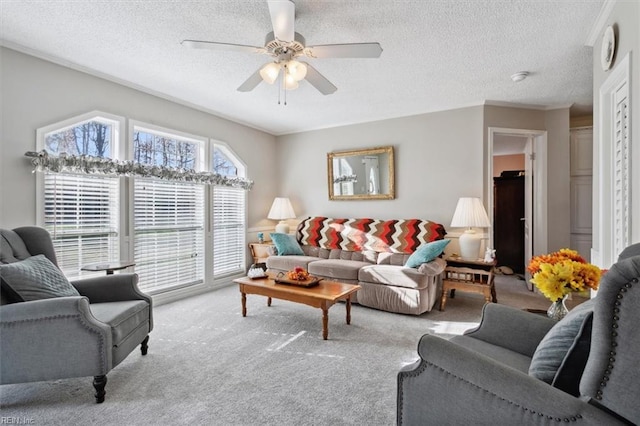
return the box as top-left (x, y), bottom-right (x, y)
top-left (276, 69), bottom-right (288, 106)
top-left (283, 67), bottom-right (288, 106)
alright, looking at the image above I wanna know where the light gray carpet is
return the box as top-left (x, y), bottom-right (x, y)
top-left (0, 275), bottom-right (581, 425)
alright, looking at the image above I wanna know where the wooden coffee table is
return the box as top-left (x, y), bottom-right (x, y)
top-left (233, 276), bottom-right (361, 340)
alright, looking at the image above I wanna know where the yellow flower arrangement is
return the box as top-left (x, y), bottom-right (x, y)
top-left (527, 249), bottom-right (601, 302)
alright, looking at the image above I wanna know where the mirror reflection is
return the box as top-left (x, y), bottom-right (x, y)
top-left (327, 146), bottom-right (394, 200)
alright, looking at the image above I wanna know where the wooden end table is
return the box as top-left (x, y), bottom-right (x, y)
top-left (233, 275), bottom-right (360, 340)
top-left (439, 256), bottom-right (497, 311)
top-left (248, 242), bottom-right (274, 265)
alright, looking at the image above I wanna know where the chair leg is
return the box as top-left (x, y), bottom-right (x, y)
top-left (93, 375), bottom-right (107, 403)
top-left (141, 335), bottom-right (149, 356)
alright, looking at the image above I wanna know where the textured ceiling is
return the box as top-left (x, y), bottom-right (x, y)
top-left (0, 0), bottom-right (603, 135)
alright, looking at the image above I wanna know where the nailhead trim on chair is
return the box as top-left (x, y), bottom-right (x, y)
top-left (595, 277), bottom-right (638, 401)
top-left (399, 360), bottom-right (584, 423)
top-left (77, 313), bottom-right (108, 374)
top-left (2, 313), bottom-right (108, 375)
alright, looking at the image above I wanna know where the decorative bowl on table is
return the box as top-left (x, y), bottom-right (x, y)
top-left (248, 266), bottom-right (267, 279)
top-left (275, 267), bottom-right (321, 287)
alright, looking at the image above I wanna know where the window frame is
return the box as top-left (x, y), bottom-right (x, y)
top-left (129, 122), bottom-right (207, 170)
top-left (35, 113), bottom-right (250, 297)
top-left (128, 120), bottom-right (209, 294)
top-left (211, 141), bottom-right (248, 281)
top-left (35, 111), bottom-right (126, 279)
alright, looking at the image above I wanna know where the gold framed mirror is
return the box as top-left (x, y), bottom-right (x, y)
top-left (327, 146), bottom-right (395, 200)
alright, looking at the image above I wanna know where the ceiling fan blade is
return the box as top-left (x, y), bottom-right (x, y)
top-left (305, 43), bottom-right (383, 59)
top-left (268, 0), bottom-right (295, 42)
top-left (181, 39), bottom-right (266, 55)
top-left (237, 69), bottom-right (263, 92)
top-left (302, 63), bottom-right (337, 95)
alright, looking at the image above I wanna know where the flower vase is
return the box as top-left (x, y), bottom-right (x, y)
top-left (547, 295), bottom-right (569, 321)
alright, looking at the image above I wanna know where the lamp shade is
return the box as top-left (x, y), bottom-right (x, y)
top-left (286, 60), bottom-right (307, 81)
top-left (283, 73), bottom-right (299, 90)
top-left (450, 197), bottom-right (491, 260)
top-left (268, 197), bottom-right (296, 220)
top-left (450, 197), bottom-right (491, 228)
top-left (268, 197), bottom-right (296, 234)
top-left (260, 62), bottom-right (281, 85)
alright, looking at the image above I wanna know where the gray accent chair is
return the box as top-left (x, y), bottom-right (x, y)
top-left (0, 226), bottom-right (153, 403)
top-left (397, 243), bottom-right (640, 425)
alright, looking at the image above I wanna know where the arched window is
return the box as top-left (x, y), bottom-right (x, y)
top-left (36, 112), bottom-right (124, 280)
top-left (130, 122), bottom-right (206, 293)
top-left (35, 112), bottom-right (250, 295)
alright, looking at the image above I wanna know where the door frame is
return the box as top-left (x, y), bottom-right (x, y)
top-left (487, 127), bottom-right (548, 273)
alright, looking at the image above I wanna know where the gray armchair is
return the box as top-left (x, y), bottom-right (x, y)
top-left (0, 226), bottom-right (153, 403)
top-left (398, 244), bottom-right (640, 425)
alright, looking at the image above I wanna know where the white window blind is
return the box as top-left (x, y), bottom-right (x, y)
top-left (213, 186), bottom-right (245, 277)
top-left (44, 173), bottom-right (119, 280)
top-left (134, 179), bottom-right (205, 293)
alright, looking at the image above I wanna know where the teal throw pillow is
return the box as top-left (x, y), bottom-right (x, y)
top-left (405, 239), bottom-right (450, 268)
top-left (270, 233), bottom-right (304, 256)
top-left (0, 254), bottom-right (80, 301)
top-left (528, 299), bottom-right (595, 385)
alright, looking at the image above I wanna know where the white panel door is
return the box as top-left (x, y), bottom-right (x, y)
top-left (571, 234), bottom-right (593, 262)
top-left (571, 176), bottom-right (593, 234)
top-left (570, 128), bottom-right (594, 176)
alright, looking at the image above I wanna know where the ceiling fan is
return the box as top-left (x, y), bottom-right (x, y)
top-left (181, 0), bottom-right (383, 96)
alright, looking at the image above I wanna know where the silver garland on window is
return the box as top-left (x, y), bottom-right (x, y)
top-left (24, 150), bottom-right (253, 190)
top-left (333, 174), bottom-right (358, 184)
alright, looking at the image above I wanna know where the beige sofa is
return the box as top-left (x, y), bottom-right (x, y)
top-left (266, 217), bottom-right (447, 315)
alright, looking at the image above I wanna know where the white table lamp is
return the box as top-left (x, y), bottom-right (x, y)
top-left (450, 197), bottom-right (491, 260)
top-left (268, 197), bottom-right (296, 234)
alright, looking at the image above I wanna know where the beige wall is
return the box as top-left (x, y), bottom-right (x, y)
top-left (570, 115), bottom-right (593, 128)
top-left (276, 106), bottom-right (485, 230)
top-left (278, 104), bottom-right (571, 255)
top-left (493, 154), bottom-right (525, 177)
top-left (545, 108), bottom-right (572, 251)
top-left (0, 47), bottom-right (278, 231)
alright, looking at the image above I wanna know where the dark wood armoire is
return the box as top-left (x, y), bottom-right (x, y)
top-left (493, 175), bottom-right (525, 274)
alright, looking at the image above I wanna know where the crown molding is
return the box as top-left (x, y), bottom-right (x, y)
top-left (585, 0), bottom-right (617, 47)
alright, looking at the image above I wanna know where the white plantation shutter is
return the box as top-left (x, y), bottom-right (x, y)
top-left (213, 186), bottom-right (246, 277)
top-left (44, 173), bottom-right (119, 280)
top-left (134, 179), bottom-right (205, 293)
top-left (613, 81), bottom-right (630, 256)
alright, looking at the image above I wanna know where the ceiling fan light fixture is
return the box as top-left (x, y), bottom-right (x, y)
top-left (284, 73), bottom-right (299, 90)
top-left (286, 60), bottom-right (307, 81)
top-left (260, 62), bottom-right (281, 84)
top-left (185, 1), bottom-right (381, 98)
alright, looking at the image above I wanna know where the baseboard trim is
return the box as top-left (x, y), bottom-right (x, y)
top-left (151, 278), bottom-right (238, 307)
